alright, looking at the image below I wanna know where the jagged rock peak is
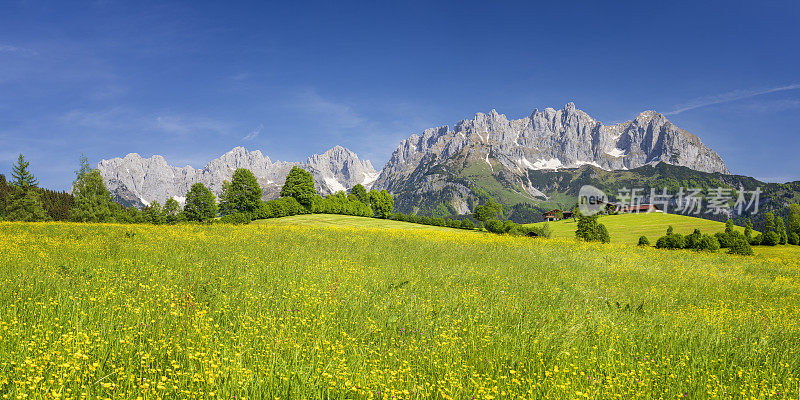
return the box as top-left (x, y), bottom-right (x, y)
top-left (98, 146), bottom-right (377, 207)
top-left (374, 103), bottom-right (730, 193)
top-left (305, 146), bottom-right (379, 192)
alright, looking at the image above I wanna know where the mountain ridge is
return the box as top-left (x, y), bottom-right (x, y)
top-left (97, 146), bottom-right (378, 208)
top-left (371, 103), bottom-right (730, 215)
top-left (98, 103), bottom-right (733, 214)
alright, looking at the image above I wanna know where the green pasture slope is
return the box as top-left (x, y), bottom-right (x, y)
top-left (529, 212), bottom-right (743, 244)
top-left (531, 212), bottom-right (800, 258)
top-left (253, 213), bottom-right (470, 232)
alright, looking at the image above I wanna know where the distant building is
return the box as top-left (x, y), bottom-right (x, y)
top-left (617, 203), bottom-right (661, 213)
top-left (543, 209), bottom-right (572, 221)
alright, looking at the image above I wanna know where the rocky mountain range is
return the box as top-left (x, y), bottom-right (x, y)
top-left (97, 146), bottom-right (378, 208)
top-left (98, 103), bottom-right (731, 214)
top-left (371, 103), bottom-right (729, 214)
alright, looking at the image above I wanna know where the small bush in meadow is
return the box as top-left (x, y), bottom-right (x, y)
top-left (460, 219), bottom-right (476, 230)
top-left (638, 235), bottom-right (650, 246)
top-left (656, 234), bottom-right (685, 249)
top-left (728, 237), bottom-right (754, 255)
top-left (218, 212), bottom-right (252, 225)
top-left (762, 231), bottom-right (780, 246)
top-left (694, 234), bottom-right (721, 252)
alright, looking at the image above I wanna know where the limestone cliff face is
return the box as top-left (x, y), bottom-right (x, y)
top-left (373, 103), bottom-right (729, 214)
top-left (98, 146), bottom-right (377, 207)
top-left (304, 146), bottom-right (379, 193)
top-left (374, 103), bottom-right (728, 192)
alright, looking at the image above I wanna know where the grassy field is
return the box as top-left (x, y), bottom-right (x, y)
top-left (1, 220), bottom-right (799, 399)
top-left (528, 212), bottom-right (800, 259)
top-left (253, 213), bottom-right (467, 232)
top-left (528, 212), bottom-right (745, 244)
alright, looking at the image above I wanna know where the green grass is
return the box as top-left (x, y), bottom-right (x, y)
top-left (253, 213), bottom-right (471, 232)
top-left (528, 212), bottom-right (744, 244)
top-left (1, 220), bottom-right (799, 399)
top-left (529, 212), bottom-right (800, 258)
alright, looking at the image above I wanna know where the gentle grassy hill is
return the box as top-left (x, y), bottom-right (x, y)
top-left (259, 213), bottom-right (800, 259)
top-left (1, 221), bottom-right (798, 398)
top-left (253, 213), bottom-right (472, 232)
top-left (529, 212), bottom-right (744, 244)
top-left (528, 212), bottom-right (800, 259)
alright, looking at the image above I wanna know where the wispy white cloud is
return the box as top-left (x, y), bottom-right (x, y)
top-left (738, 98), bottom-right (800, 113)
top-left (666, 84), bottom-right (800, 115)
top-left (243, 124), bottom-right (263, 141)
top-left (60, 107), bottom-right (230, 137)
top-left (154, 114), bottom-right (228, 136)
top-left (291, 88), bottom-right (366, 130)
top-left (0, 44), bottom-right (38, 56)
top-left (230, 72), bottom-right (252, 81)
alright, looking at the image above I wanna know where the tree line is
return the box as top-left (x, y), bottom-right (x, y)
top-left (0, 155), bottom-right (396, 224)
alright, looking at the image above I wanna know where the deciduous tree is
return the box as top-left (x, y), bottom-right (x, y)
top-left (184, 183), bottom-right (217, 222)
top-left (220, 168), bottom-right (262, 215)
top-left (369, 189), bottom-right (394, 218)
top-left (474, 199), bottom-right (503, 222)
top-left (70, 155), bottom-right (116, 222)
top-left (280, 167), bottom-right (316, 208)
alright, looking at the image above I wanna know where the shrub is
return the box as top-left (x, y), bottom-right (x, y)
top-left (694, 234), bottom-right (720, 252)
top-left (460, 219), bottom-right (476, 230)
top-left (485, 219), bottom-right (504, 234)
top-left (715, 232), bottom-right (734, 248)
top-left (762, 231), bottom-right (780, 246)
top-left (217, 212), bottom-right (251, 224)
top-left (750, 233), bottom-right (763, 246)
top-left (539, 223), bottom-right (552, 238)
top-left (685, 229), bottom-right (702, 249)
top-left (656, 234), bottom-right (685, 249)
top-left (253, 197), bottom-right (308, 219)
top-left (638, 236), bottom-right (650, 246)
top-left (728, 237), bottom-right (754, 255)
top-left (789, 232), bottom-right (799, 246)
top-left (310, 193), bottom-right (373, 217)
top-left (575, 215), bottom-right (610, 243)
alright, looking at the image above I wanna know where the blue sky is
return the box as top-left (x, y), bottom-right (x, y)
top-left (1, 0), bottom-right (799, 190)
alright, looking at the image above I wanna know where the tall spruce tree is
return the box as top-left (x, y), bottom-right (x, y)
top-left (775, 216), bottom-right (788, 245)
top-left (788, 203), bottom-right (800, 235)
top-left (0, 174), bottom-right (8, 219)
top-left (6, 154), bottom-right (49, 222)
